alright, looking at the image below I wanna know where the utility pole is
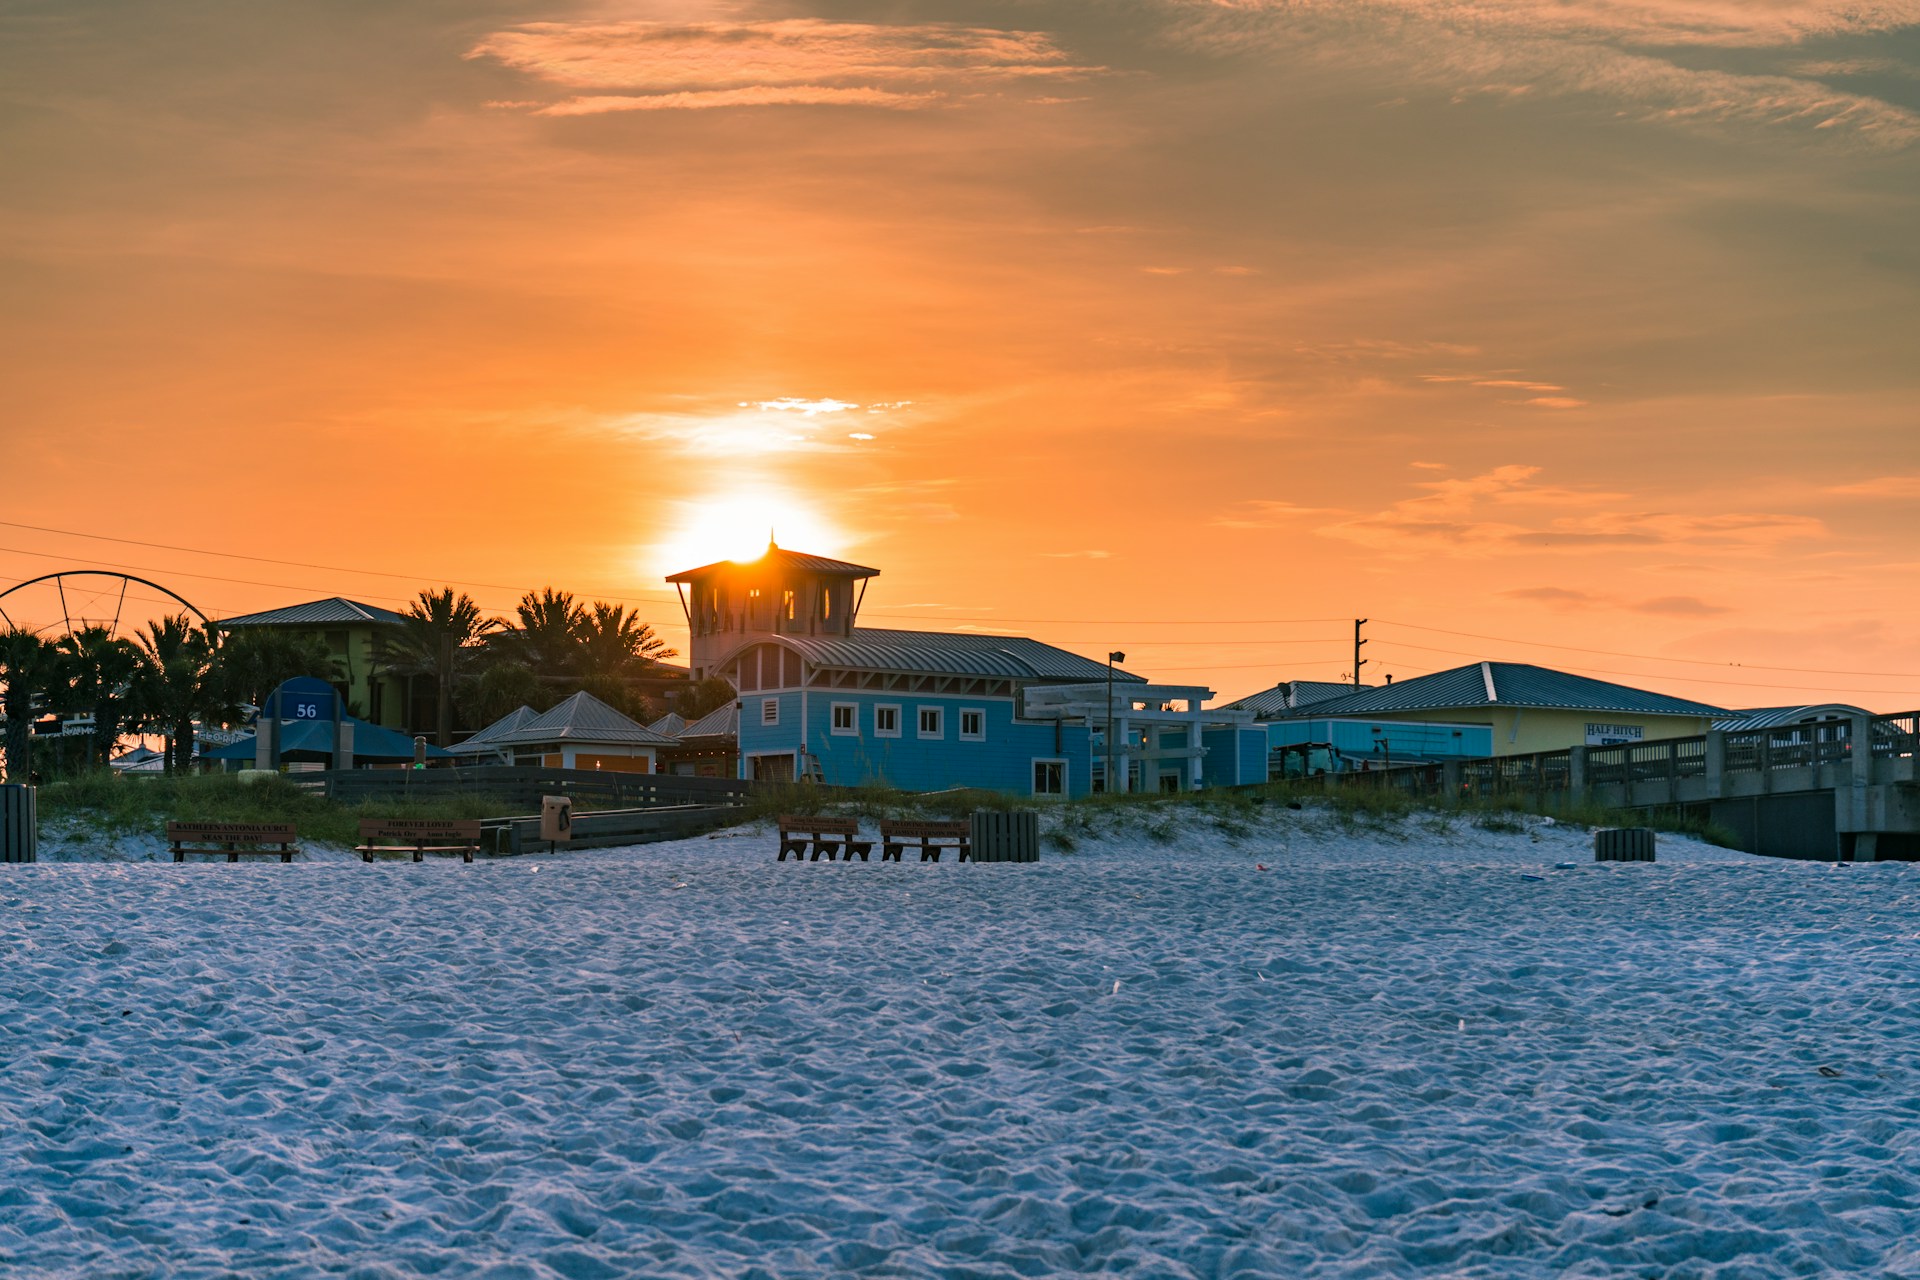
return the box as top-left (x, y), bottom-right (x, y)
top-left (1353, 618), bottom-right (1368, 690)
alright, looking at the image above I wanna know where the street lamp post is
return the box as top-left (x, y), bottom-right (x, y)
top-left (1106, 651), bottom-right (1126, 794)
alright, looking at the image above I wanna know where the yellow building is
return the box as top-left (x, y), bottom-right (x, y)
top-left (1267, 661), bottom-right (1726, 757)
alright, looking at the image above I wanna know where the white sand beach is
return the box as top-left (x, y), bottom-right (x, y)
top-left (3, 811), bottom-right (1916, 1277)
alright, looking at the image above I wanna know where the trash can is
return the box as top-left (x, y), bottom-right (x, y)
top-left (1, 784), bottom-right (35, 864)
top-left (969, 810), bottom-right (1039, 863)
top-left (1595, 827), bottom-right (1655, 862)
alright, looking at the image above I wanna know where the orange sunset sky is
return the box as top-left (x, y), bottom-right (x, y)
top-left (4, 1), bottom-right (1919, 709)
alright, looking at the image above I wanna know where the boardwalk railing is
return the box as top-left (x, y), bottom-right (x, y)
top-left (297, 766), bottom-right (752, 811)
top-left (1336, 709), bottom-right (1920, 806)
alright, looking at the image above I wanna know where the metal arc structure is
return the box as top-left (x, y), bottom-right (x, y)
top-left (0, 571), bottom-right (211, 637)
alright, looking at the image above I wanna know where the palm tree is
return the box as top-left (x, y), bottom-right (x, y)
top-left (54, 626), bottom-right (151, 769)
top-left (511, 588), bottom-right (587, 684)
top-left (381, 588), bottom-right (493, 747)
top-left (213, 628), bottom-right (343, 714)
top-left (575, 602), bottom-right (678, 721)
top-left (675, 675), bottom-right (738, 722)
top-left (0, 627), bottom-right (54, 782)
top-left (578, 602), bottom-right (676, 679)
top-left (137, 614), bottom-right (218, 774)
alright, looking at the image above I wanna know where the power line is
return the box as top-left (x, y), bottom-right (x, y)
top-left (0, 522), bottom-right (1355, 626)
top-left (4, 518), bottom-right (1918, 684)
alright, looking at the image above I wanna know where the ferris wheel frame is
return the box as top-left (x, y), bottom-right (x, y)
top-left (0, 570), bottom-right (211, 639)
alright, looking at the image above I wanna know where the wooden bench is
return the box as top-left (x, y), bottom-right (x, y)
top-left (880, 820), bottom-right (972, 863)
top-left (167, 821), bottom-right (298, 863)
top-left (777, 815), bottom-right (873, 862)
top-left (355, 819), bottom-right (482, 864)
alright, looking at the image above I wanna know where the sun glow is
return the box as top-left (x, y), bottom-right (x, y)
top-left (652, 490), bottom-right (847, 578)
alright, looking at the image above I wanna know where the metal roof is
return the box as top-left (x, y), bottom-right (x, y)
top-left (1714, 703), bottom-right (1870, 732)
top-left (482, 690), bottom-right (677, 748)
top-left (447, 706), bottom-right (539, 756)
top-left (678, 702), bottom-right (739, 741)
top-left (646, 712), bottom-right (688, 737)
top-left (770, 628), bottom-right (1146, 683)
top-left (1227, 680), bottom-right (1375, 718)
top-left (1273, 661), bottom-right (1728, 719)
top-left (219, 598), bottom-right (406, 629)
top-left (666, 543), bottom-right (880, 583)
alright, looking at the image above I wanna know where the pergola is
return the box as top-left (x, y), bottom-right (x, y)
top-left (1020, 682), bottom-right (1254, 792)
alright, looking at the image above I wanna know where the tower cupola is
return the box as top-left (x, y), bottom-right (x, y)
top-left (666, 540), bottom-right (880, 679)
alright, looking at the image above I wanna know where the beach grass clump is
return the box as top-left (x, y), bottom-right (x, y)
top-left (36, 770), bottom-right (519, 848)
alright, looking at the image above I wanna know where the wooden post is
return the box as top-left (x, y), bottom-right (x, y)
top-left (1703, 731), bottom-right (1726, 800)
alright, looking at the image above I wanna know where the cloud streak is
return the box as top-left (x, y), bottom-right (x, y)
top-left (535, 87), bottom-right (940, 114)
top-left (1322, 465), bottom-right (1829, 555)
top-left (473, 19), bottom-right (1095, 113)
top-left (1178, 0), bottom-right (1920, 148)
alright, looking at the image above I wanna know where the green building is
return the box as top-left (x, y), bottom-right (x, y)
top-left (217, 597), bottom-right (418, 732)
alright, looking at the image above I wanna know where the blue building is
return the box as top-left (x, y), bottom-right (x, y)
top-left (666, 543), bottom-right (1266, 795)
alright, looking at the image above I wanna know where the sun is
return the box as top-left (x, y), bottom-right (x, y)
top-left (652, 489), bottom-right (846, 578)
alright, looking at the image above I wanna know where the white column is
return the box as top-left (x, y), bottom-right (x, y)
top-left (1190, 705), bottom-right (1206, 790)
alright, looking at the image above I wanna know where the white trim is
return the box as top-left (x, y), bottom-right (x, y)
top-left (829, 701), bottom-right (859, 736)
top-left (874, 703), bottom-right (902, 738)
top-left (917, 705), bottom-right (944, 740)
top-left (958, 707), bottom-right (986, 742)
top-left (1031, 757), bottom-right (1068, 797)
top-left (1481, 661), bottom-right (1498, 703)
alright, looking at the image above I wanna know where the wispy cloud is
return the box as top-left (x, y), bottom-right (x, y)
top-left (753, 398), bottom-right (860, 416)
top-left (1177, 1), bottom-right (1920, 148)
top-left (615, 398), bottom-right (913, 454)
top-left (472, 19), bottom-right (1097, 113)
top-left (1500, 586), bottom-right (1729, 614)
top-left (1422, 371), bottom-right (1585, 407)
top-left (1323, 465), bottom-right (1827, 555)
top-left (536, 86), bottom-right (940, 114)
top-left (1505, 587), bottom-right (1735, 614)
top-left (1827, 474), bottom-right (1920, 498)
top-left (1213, 499), bottom-right (1345, 529)
top-left (1634, 595), bottom-right (1730, 616)
top-left (1502, 586), bottom-right (1602, 607)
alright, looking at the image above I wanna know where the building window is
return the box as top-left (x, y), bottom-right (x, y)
top-left (762, 699), bottom-right (779, 726)
top-left (1033, 759), bottom-right (1066, 796)
top-left (959, 708), bottom-right (985, 741)
top-left (875, 704), bottom-right (901, 738)
top-left (830, 703), bottom-right (857, 736)
top-left (782, 589), bottom-right (795, 622)
top-left (821, 588), bottom-right (832, 621)
top-left (918, 706), bottom-right (943, 739)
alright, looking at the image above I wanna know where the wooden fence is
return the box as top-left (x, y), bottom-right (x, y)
top-left (297, 766), bottom-right (753, 812)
